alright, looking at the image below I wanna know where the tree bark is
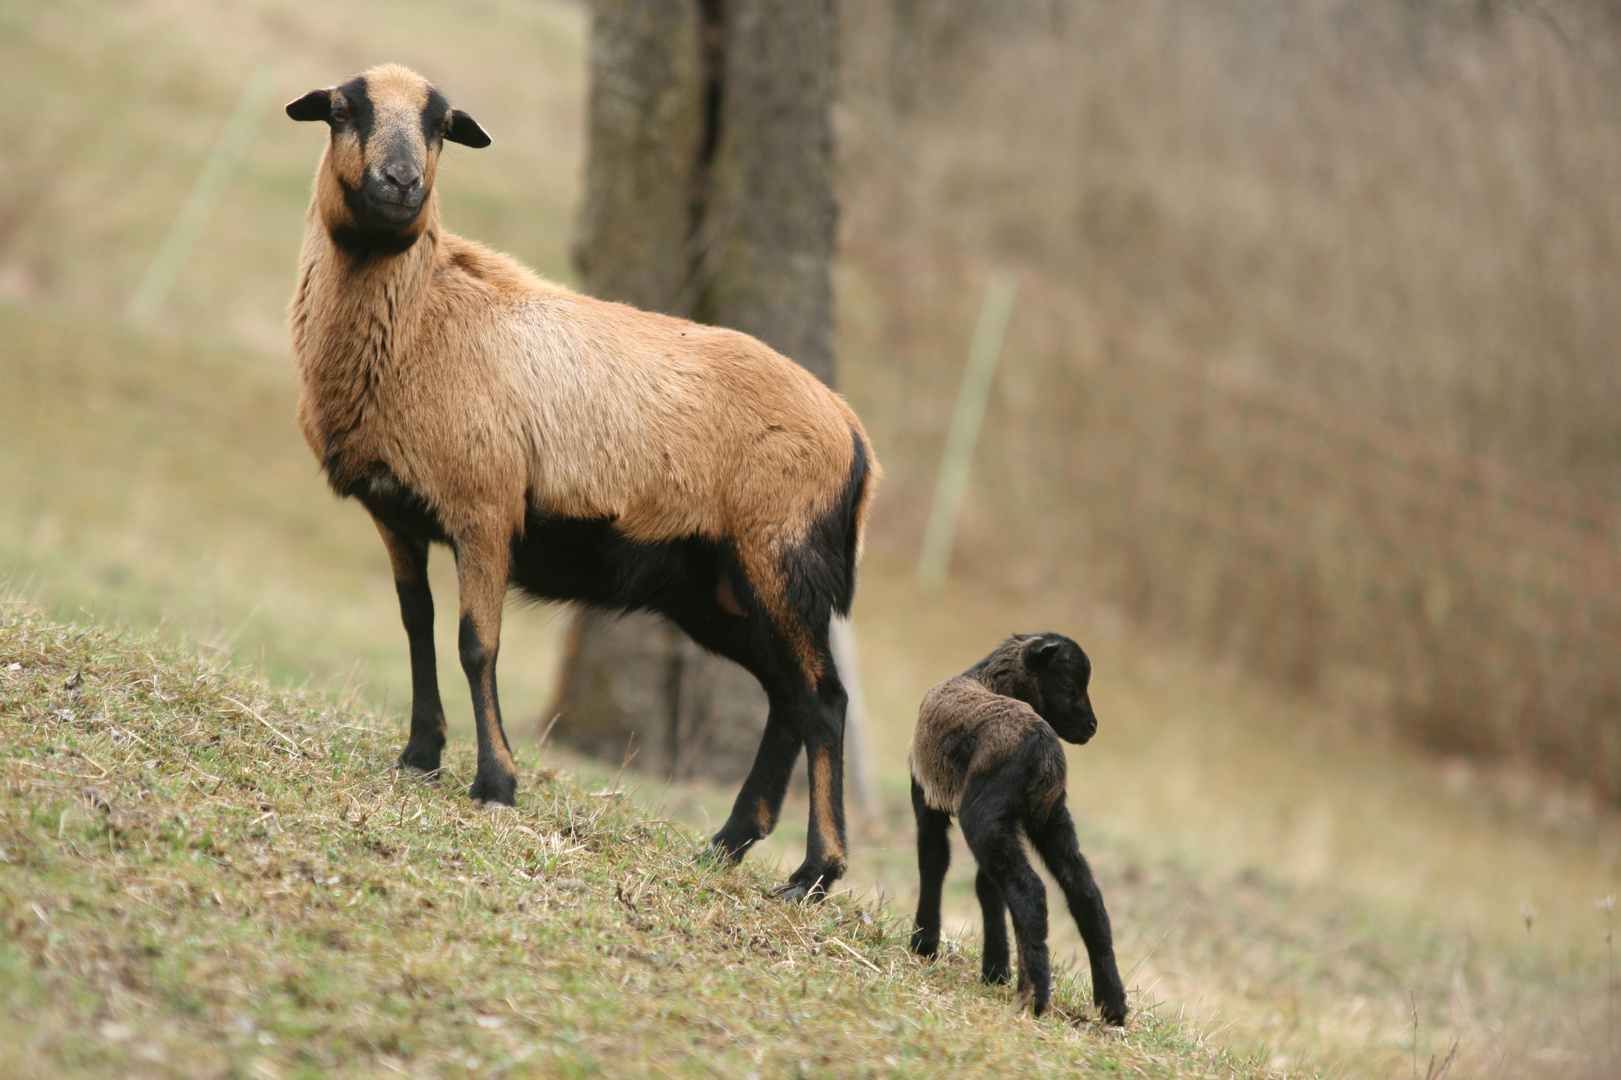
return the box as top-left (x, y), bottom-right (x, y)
top-left (550, 0), bottom-right (842, 785)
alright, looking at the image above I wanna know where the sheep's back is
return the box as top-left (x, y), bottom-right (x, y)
top-left (484, 287), bottom-right (863, 551)
top-left (909, 676), bottom-right (1057, 816)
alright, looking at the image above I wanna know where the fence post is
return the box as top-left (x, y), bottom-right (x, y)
top-left (917, 268), bottom-right (1018, 591)
top-left (127, 63), bottom-right (278, 327)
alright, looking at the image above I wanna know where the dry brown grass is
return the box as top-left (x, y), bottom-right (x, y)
top-left (838, 0), bottom-right (1621, 498)
top-left (622, 557), bottom-right (1621, 1079)
top-left (835, 246), bottom-right (1621, 802)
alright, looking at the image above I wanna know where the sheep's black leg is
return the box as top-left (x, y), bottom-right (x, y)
top-left (1029, 801), bottom-right (1128, 1026)
top-left (775, 663), bottom-right (848, 900)
top-left (711, 687), bottom-right (803, 864)
top-left (962, 784), bottom-right (1051, 1016)
top-left (975, 868), bottom-right (1011, 984)
top-left (374, 519), bottom-right (446, 776)
top-left (910, 778), bottom-right (952, 957)
top-left (455, 529), bottom-right (517, 807)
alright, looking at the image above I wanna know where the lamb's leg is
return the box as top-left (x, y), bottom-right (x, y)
top-left (962, 787), bottom-right (1051, 1016)
top-left (975, 869), bottom-right (1011, 984)
top-left (910, 778), bottom-right (953, 957)
top-left (1029, 801), bottom-right (1128, 1026)
top-left (454, 529), bottom-right (517, 807)
top-left (374, 519), bottom-right (446, 776)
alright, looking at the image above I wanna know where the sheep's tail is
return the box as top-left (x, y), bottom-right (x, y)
top-left (831, 430), bottom-right (874, 618)
top-left (784, 429), bottom-right (875, 628)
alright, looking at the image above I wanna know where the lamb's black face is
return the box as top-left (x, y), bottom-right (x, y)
top-left (1023, 634), bottom-right (1098, 744)
top-left (286, 64), bottom-right (490, 247)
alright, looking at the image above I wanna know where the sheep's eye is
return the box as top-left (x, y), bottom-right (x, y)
top-left (330, 105), bottom-right (349, 124)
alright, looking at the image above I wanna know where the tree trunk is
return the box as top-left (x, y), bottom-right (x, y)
top-left (550, 0), bottom-right (847, 787)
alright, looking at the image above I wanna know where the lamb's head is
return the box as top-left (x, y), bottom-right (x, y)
top-left (286, 64), bottom-right (489, 254)
top-left (1017, 633), bottom-right (1099, 745)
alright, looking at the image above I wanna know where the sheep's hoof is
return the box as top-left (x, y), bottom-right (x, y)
top-left (393, 761), bottom-right (440, 781)
top-left (395, 744), bottom-right (443, 777)
top-left (769, 865), bottom-right (832, 903)
top-left (707, 824), bottom-right (758, 866)
top-left (768, 880), bottom-right (822, 903)
top-left (467, 772), bottom-right (516, 807)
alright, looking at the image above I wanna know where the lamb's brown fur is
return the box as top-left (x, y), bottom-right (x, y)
top-left (909, 676), bottom-right (1062, 818)
top-left (286, 66), bottom-right (877, 895)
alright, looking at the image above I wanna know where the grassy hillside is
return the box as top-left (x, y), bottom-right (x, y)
top-left (4, 1), bottom-right (1621, 1077)
top-left (0, 604), bottom-right (1281, 1079)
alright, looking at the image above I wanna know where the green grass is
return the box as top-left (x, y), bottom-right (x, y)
top-left (0, 604), bottom-right (1285, 1079)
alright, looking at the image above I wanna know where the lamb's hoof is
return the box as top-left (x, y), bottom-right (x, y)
top-left (468, 771), bottom-right (516, 808)
top-left (1098, 997), bottom-right (1129, 1027)
top-left (475, 800), bottom-right (515, 813)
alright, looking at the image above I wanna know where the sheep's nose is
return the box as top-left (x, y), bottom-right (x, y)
top-left (382, 161), bottom-right (422, 192)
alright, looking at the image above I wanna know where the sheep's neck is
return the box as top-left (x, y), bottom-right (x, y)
top-left (968, 649), bottom-right (1040, 709)
top-left (293, 201), bottom-right (440, 476)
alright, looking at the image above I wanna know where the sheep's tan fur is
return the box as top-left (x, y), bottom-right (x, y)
top-left (289, 65), bottom-right (878, 684)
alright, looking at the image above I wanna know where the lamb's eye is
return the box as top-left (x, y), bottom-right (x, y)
top-left (331, 105), bottom-right (349, 124)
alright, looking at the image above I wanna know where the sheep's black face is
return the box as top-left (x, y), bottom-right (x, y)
top-left (1023, 634), bottom-right (1099, 744)
top-left (287, 65), bottom-right (489, 252)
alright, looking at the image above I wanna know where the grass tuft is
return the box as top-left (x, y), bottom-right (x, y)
top-left (0, 602), bottom-right (1291, 1078)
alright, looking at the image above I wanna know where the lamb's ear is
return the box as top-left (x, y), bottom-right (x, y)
top-left (286, 89), bottom-right (334, 123)
top-left (1024, 638), bottom-right (1062, 668)
top-left (445, 109), bottom-right (491, 148)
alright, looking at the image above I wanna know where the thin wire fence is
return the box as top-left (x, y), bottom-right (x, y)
top-left (840, 246), bottom-right (1621, 799)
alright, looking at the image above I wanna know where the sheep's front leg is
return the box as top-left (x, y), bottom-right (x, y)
top-left (455, 529), bottom-right (518, 807)
top-left (374, 519), bottom-right (446, 776)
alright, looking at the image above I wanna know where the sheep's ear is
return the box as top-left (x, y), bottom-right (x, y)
top-left (1024, 638), bottom-right (1062, 668)
top-left (286, 89), bottom-right (334, 123)
top-left (445, 109), bottom-right (491, 148)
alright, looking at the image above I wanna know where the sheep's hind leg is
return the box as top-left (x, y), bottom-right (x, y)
top-left (771, 669), bottom-right (848, 901)
top-left (910, 779), bottom-right (952, 957)
top-left (975, 869), bottom-right (1012, 984)
top-left (962, 784), bottom-right (1051, 1015)
top-left (1029, 801), bottom-right (1128, 1025)
top-left (710, 688), bottom-right (803, 865)
top-left (374, 519), bottom-right (446, 778)
top-left (455, 529), bottom-right (518, 807)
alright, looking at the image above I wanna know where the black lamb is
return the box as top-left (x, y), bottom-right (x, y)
top-left (908, 633), bottom-right (1127, 1024)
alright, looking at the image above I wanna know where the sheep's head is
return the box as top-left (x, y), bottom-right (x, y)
top-left (1020, 633), bottom-right (1099, 745)
top-left (287, 64), bottom-right (489, 255)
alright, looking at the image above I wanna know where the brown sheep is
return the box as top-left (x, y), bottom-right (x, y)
top-left (285, 64), bottom-right (878, 899)
top-left (909, 633), bottom-right (1127, 1022)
